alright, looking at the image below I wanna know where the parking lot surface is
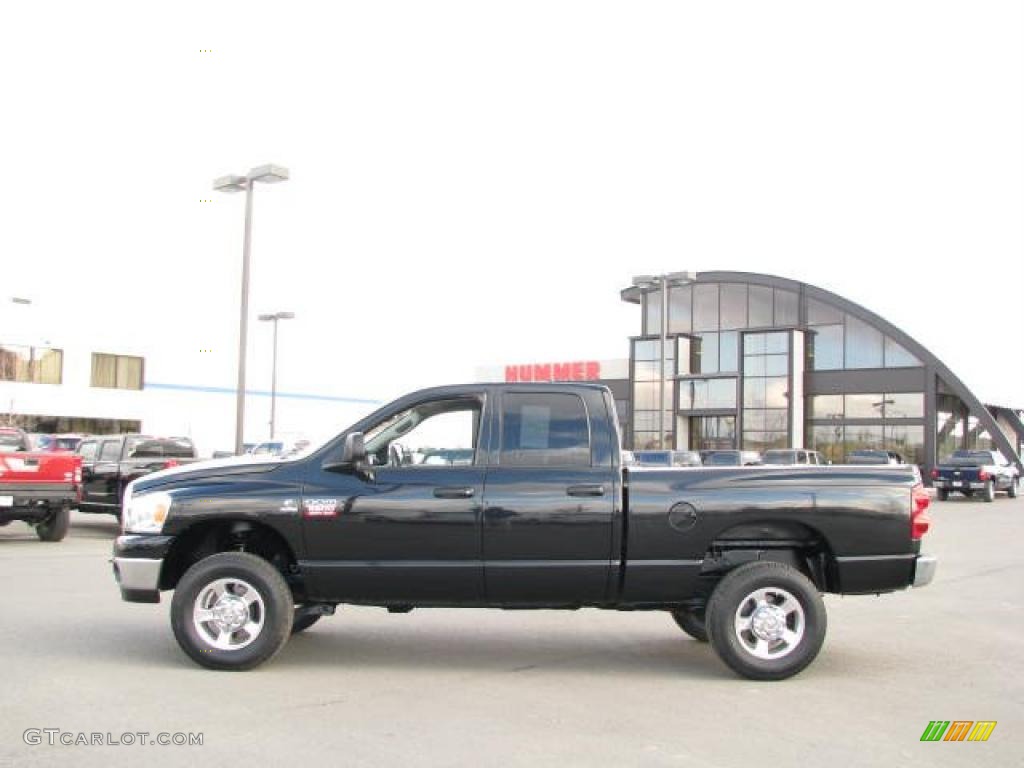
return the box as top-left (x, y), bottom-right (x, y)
top-left (1, 498), bottom-right (1022, 767)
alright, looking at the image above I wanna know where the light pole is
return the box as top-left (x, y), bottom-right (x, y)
top-left (632, 272), bottom-right (695, 449)
top-left (213, 164), bottom-right (290, 455)
top-left (258, 311), bottom-right (295, 440)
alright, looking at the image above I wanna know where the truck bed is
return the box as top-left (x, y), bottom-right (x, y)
top-left (622, 465), bottom-right (920, 599)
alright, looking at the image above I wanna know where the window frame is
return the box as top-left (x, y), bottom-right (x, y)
top-left (363, 394), bottom-right (487, 470)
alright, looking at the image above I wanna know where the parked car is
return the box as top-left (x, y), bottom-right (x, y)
top-left (702, 450), bottom-right (763, 466)
top-left (112, 382), bottom-right (935, 679)
top-left (762, 449), bottom-right (826, 466)
top-left (633, 450), bottom-right (702, 467)
top-left (621, 450), bottom-right (638, 466)
top-left (931, 449), bottom-right (1020, 502)
top-left (33, 433), bottom-right (88, 453)
top-left (0, 427), bottom-right (32, 453)
top-left (847, 450), bottom-right (904, 465)
top-left (0, 436), bottom-right (82, 541)
top-left (78, 435), bottom-right (199, 518)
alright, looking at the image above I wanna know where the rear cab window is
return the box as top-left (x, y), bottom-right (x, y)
top-left (500, 392), bottom-right (591, 467)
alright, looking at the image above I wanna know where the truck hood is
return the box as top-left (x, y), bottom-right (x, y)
top-left (131, 455), bottom-right (284, 493)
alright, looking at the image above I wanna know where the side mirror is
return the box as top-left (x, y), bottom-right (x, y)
top-left (341, 432), bottom-right (367, 465)
top-left (322, 432), bottom-right (371, 477)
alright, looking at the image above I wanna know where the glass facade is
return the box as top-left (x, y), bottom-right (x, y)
top-left (742, 332), bottom-right (790, 452)
top-left (629, 277), bottom-right (1019, 475)
top-left (632, 338), bottom-right (674, 449)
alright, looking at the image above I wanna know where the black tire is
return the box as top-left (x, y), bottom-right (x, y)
top-left (983, 480), bottom-right (995, 503)
top-left (170, 552), bottom-right (293, 671)
top-left (705, 561), bottom-right (827, 681)
top-left (35, 507), bottom-right (70, 542)
top-left (670, 607), bottom-right (708, 642)
top-left (936, 488), bottom-right (949, 501)
top-left (291, 610), bottom-right (322, 635)
top-left (1008, 479), bottom-right (1018, 499)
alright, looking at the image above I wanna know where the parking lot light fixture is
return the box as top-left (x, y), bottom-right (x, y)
top-left (213, 164), bottom-right (290, 454)
top-left (258, 311), bottom-right (295, 440)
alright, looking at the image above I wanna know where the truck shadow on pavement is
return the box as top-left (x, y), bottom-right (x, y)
top-left (280, 632), bottom-right (727, 679)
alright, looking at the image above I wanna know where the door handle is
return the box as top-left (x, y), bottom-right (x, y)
top-left (567, 484), bottom-right (606, 498)
top-left (433, 486), bottom-right (475, 499)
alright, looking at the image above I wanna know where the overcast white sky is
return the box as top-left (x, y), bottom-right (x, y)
top-left (3, 1), bottom-right (1022, 407)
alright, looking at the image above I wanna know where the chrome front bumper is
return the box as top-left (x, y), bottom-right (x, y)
top-left (913, 555), bottom-right (937, 588)
top-left (112, 557), bottom-right (163, 603)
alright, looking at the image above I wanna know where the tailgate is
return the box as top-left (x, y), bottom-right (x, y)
top-left (0, 452), bottom-right (82, 485)
top-left (937, 466), bottom-right (979, 482)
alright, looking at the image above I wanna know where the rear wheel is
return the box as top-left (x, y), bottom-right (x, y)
top-left (936, 488), bottom-right (949, 501)
top-left (983, 480), bottom-right (995, 503)
top-left (705, 561), bottom-right (826, 681)
top-left (1008, 479), bottom-right (1018, 499)
top-left (35, 507), bottom-right (70, 542)
top-left (670, 606), bottom-right (708, 642)
top-left (171, 552), bottom-right (293, 671)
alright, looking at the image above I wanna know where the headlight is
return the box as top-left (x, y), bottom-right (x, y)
top-left (122, 491), bottom-right (172, 534)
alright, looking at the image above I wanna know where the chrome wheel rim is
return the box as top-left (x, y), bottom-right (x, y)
top-left (193, 577), bottom-right (265, 651)
top-left (734, 587), bottom-right (805, 660)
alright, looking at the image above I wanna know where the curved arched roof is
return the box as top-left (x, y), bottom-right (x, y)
top-left (622, 270), bottom-right (1021, 468)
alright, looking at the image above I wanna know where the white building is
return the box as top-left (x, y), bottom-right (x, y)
top-left (0, 336), bottom-right (379, 458)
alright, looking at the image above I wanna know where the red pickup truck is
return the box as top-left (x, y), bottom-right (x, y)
top-left (0, 427), bottom-right (82, 541)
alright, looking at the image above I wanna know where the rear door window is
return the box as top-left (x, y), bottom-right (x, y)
top-left (500, 392), bottom-right (591, 467)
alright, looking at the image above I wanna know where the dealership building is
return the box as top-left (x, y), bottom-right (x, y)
top-left (483, 271), bottom-right (1023, 475)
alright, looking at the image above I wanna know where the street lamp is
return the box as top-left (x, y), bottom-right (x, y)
top-left (213, 164), bottom-right (290, 454)
top-left (631, 272), bottom-right (696, 449)
top-left (258, 311), bottom-right (295, 440)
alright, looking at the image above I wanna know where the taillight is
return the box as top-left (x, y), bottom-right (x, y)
top-left (164, 460), bottom-right (180, 469)
top-left (978, 469), bottom-right (989, 482)
top-left (911, 483), bottom-right (931, 540)
top-left (929, 468), bottom-right (939, 480)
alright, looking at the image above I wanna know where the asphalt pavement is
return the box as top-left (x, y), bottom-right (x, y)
top-left (1, 498), bottom-right (1022, 767)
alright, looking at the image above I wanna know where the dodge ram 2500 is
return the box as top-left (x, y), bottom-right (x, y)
top-left (112, 383), bottom-right (935, 680)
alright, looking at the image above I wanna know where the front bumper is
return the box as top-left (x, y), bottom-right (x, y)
top-left (912, 555), bottom-right (937, 588)
top-left (111, 534), bottom-right (175, 603)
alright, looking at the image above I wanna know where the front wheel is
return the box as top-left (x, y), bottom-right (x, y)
top-left (36, 507), bottom-right (70, 542)
top-left (670, 606), bottom-right (708, 642)
top-left (1008, 479), bottom-right (1018, 499)
top-left (170, 552), bottom-right (293, 671)
top-left (705, 561), bottom-right (826, 681)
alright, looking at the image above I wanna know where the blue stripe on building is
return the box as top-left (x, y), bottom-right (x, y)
top-left (145, 381), bottom-right (381, 405)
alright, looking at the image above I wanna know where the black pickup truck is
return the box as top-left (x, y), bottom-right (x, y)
top-left (931, 449), bottom-right (1020, 502)
top-left (78, 435), bottom-right (198, 518)
top-left (112, 383), bottom-right (935, 680)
